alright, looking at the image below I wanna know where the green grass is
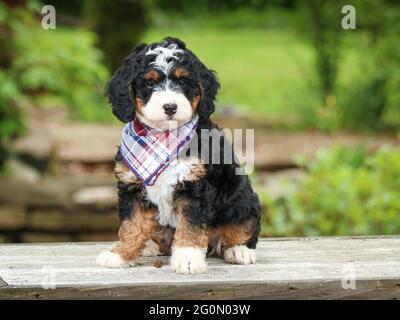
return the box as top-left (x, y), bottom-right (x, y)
top-left (144, 28), bottom-right (320, 120)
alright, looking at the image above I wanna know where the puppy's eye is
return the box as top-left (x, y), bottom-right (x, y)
top-left (145, 80), bottom-right (156, 88)
top-left (177, 78), bottom-right (187, 86)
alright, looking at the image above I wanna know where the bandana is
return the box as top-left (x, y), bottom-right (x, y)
top-left (120, 116), bottom-right (199, 186)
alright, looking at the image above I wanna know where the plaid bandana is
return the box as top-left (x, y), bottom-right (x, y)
top-left (120, 115), bottom-right (199, 186)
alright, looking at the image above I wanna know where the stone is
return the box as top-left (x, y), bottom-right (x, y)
top-left (0, 206), bottom-right (26, 230)
top-left (13, 118), bottom-right (53, 160)
top-left (4, 158), bottom-right (41, 184)
top-left (71, 186), bottom-right (117, 208)
top-left (0, 179), bottom-right (70, 207)
top-left (29, 210), bottom-right (119, 232)
top-left (47, 123), bottom-right (120, 163)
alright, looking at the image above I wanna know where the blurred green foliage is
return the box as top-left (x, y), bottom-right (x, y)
top-left (0, 1), bottom-right (112, 122)
top-left (300, 0), bottom-right (400, 132)
top-left (83, 0), bottom-right (150, 72)
top-left (338, 1), bottom-right (400, 131)
top-left (14, 26), bottom-right (111, 121)
top-left (304, 1), bottom-right (342, 100)
top-left (0, 70), bottom-right (24, 167)
top-left (260, 145), bottom-right (400, 237)
top-left (0, 2), bottom-right (26, 168)
top-left (0, 1), bottom-right (113, 167)
top-left (153, 0), bottom-right (295, 15)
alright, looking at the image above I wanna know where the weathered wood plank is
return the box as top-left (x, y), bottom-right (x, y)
top-left (0, 236), bottom-right (399, 299)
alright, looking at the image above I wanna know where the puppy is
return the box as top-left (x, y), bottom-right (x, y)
top-left (96, 37), bottom-right (260, 274)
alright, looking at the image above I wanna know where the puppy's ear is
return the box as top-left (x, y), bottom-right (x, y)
top-left (105, 43), bottom-right (147, 122)
top-left (198, 64), bottom-right (220, 122)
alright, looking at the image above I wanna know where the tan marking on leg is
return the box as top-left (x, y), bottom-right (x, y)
top-left (209, 218), bottom-right (256, 255)
top-left (114, 161), bottom-right (140, 185)
top-left (171, 199), bottom-right (208, 274)
top-left (112, 205), bottom-right (158, 262)
top-left (221, 222), bottom-right (253, 247)
top-left (173, 199), bottom-right (208, 248)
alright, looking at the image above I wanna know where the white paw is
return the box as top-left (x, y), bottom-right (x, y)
top-left (140, 239), bottom-right (160, 257)
top-left (170, 247), bottom-right (207, 275)
top-left (96, 251), bottom-right (132, 268)
top-left (224, 245), bottom-right (256, 265)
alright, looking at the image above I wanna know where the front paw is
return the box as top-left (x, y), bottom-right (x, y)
top-left (96, 251), bottom-right (133, 268)
top-left (170, 247), bottom-right (207, 275)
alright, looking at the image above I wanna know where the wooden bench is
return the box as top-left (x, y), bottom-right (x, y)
top-left (1, 236), bottom-right (399, 299)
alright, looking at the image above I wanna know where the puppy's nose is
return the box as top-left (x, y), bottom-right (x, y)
top-left (163, 103), bottom-right (177, 116)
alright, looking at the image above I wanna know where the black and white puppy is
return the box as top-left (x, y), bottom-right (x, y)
top-left (96, 37), bottom-right (260, 274)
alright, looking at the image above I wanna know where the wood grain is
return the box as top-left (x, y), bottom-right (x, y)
top-left (1, 236), bottom-right (399, 299)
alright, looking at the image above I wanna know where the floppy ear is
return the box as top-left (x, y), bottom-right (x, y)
top-left (105, 43), bottom-right (147, 122)
top-left (198, 64), bottom-right (220, 122)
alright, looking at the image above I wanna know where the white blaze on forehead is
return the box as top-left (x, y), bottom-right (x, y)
top-left (146, 44), bottom-right (184, 74)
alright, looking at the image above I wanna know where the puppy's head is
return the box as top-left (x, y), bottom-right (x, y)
top-left (106, 37), bottom-right (220, 129)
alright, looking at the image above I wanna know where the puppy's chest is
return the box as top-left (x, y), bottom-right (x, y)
top-left (145, 157), bottom-right (199, 228)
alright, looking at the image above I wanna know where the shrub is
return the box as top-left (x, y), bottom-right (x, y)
top-left (299, 0), bottom-right (400, 132)
top-left (0, 1), bottom-right (114, 167)
top-left (14, 26), bottom-right (112, 122)
top-left (0, 2), bottom-right (25, 168)
top-left (84, 0), bottom-right (150, 72)
top-left (0, 1), bottom-right (113, 123)
top-left (0, 70), bottom-right (24, 168)
top-left (261, 145), bottom-right (400, 237)
top-left (338, 0), bottom-right (400, 131)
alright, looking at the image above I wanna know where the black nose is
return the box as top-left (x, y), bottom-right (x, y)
top-left (163, 103), bottom-right (177, 116)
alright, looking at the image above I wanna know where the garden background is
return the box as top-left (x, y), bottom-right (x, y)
top-left (0, 0), bottom-right (399, 243)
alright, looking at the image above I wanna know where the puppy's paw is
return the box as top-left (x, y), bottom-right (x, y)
top-left (96, 251), bottom-right (132, 268)
top-left (170, 247), bottom-right (207, 275)
top-left (140, 239), bottom-right (160, 257)
top-left (224, 245), bottom-right (256, 265)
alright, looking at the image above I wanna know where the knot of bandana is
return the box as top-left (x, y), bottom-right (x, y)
top-left (120, 116), bottom-right (199, 186)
